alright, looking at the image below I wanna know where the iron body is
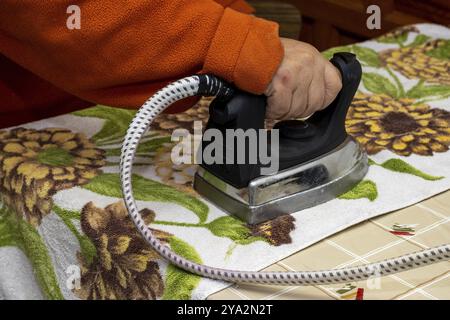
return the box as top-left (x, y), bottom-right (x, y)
top-left (194, 137), bottom-right (368, 224)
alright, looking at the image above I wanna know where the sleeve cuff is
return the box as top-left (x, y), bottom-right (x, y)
top-left (220, 0), bottom-right (255, 14)
top-left (202, 8), bottom-right (283, 94)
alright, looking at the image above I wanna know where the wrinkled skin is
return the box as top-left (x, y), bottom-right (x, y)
top-left (265, 38), bottom-right (342, 120)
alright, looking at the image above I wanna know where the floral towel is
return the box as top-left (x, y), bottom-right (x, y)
top-left (0, 23), bottom-right (449, 300)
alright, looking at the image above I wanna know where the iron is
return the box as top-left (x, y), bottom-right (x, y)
top-left (120, 52), bottom-right (450, 285)
top-left (194, 52), bottom-right (369, 224)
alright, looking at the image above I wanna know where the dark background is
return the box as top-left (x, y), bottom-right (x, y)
top-left (249, 0), bottom-right (450, 50)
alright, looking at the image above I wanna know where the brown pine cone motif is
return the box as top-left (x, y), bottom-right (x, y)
top-left (153, 141), bottom-right (197, 195)
top-left (75, 201), bottom-right (172, 300)
top-left (0, 128), bottom-right (105, 225)
top-left (248, 215), bottom-right (296, 246)
top-left (152, 97), bottom-right (212, 135)
top-left (152, 96), bottom-right (279, 133)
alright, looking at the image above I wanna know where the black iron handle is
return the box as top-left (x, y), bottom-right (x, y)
top-left (203, 52), bottom-right (362, 188)
top-left (304, 52), bottom-right (362, 143)
top-left (209, 52), bottom-right (361, 135)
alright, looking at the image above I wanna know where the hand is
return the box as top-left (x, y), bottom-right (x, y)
top-left (265, 38), bottom-right (342, 119)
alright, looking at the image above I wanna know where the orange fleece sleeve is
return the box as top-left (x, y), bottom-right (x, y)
top-left (0, 0), bottom-right (283, 109)
top-left (215, 0), bottom-right (255, 13)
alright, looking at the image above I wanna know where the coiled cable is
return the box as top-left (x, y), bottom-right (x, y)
top-left (120, 74), bottom-right (450, 285)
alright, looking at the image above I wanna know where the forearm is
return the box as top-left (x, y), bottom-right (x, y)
top-left (0, 0), bottom-right (282, 107)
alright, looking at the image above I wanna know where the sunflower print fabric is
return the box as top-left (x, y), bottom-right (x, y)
top-left (0, 24), bottom-right (449, 301)
top-left (347, 92), bottom-right (450, 156)
top-left (379, 39), bottom-right (450, 86)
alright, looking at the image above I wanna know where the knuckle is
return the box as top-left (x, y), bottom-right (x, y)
top-left (268, 95), bottom-right (289, 115)
top-left (336, 75), bottom-right (343, 89)
top-left (277, 68), bottom-right (293, 86)
top-left (298, 51), bottom-right (315, 65)
top-left (310, 95), bottom-right (324, 110)
top-left (293, 102), bottom-right (307, 117)
top-left (331, 75), bottom-right (343, 93)
top-left (327, 64), bottom-right (343, 92)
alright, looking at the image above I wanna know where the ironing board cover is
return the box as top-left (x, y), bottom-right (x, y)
top-left (0, 23), bottom-right (449, 300)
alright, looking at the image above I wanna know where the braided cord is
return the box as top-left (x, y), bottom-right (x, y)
top-left (120, 75), bottom-right (450, 285)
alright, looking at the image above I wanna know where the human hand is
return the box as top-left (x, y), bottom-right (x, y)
top-left (265, 38), bottom-right (342, 119)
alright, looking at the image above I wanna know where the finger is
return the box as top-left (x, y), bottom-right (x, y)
top-left (285, 69), bottom-right (312, 119)
top-left (266, 83), bottom-right (293, 119)
top-left (284, 86), bottom-right (307, 119)
top-left (304, 68), bottom-right (326, 116)
top-left (264, 81), bottom-right (275, 97)
top-left (323, 63), bottom-right (343, 107)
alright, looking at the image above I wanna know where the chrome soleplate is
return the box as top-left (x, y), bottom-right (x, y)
top-left (193, 137), bottom-right (369, 224)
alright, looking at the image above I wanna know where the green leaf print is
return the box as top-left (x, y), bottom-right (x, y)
top-left (379, 159), bottom-right (443, 181)
top-left (351, 45), bottom-right (380, 67)
top-left (322, 45), bottom-right (380, 67)
top-left (377, 32), bottom-right (409, 45)
top-left (0, 204), bottom-right (64, 299)
top-left (205, 216), bottom-right (264, 245)
top-left (105, 136), bottom-right (171, 157)
top-left (82, 173), bottom-right (209, 223)
top-left (72, 105), bottom-right (137, 143)
top-left (407, 34), bottom-right (431, 47)
top-left (339, 180), bottom-right (378, 201)
top-left (425, 39), bottom-right (450, 60)
top-left (376, 27), bottom-right (426, 47)
top-left (162, 236), bottom-right (202, 300)
top-left (52, 205), bottom-right (97, 266)
top-left (406, 83), bottom-right (450, 99)
top-left (362, 73), bottom-right (399, 98)
top-left (136, 137), bottom-right (172, 154)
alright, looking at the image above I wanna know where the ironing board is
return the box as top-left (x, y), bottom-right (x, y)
top-left (0, 23), bottom-right (449, 300)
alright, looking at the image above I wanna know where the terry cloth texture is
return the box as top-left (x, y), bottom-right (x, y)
top-left (0, 24), bottom-right (448, 300)
top-left (0, 0), bottom-right (282, 127)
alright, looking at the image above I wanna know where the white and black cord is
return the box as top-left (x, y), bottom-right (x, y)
top-left (120, 74), bottom-right (450, 285)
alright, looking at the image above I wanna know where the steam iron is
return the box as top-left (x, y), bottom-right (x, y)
top-left (193, 52), bottom-right (368, 224)
top-left (120, 51), bottom-right (450, 285)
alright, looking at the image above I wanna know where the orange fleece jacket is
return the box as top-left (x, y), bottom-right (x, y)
top-left (0, 0), bottom-right (283, 128)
